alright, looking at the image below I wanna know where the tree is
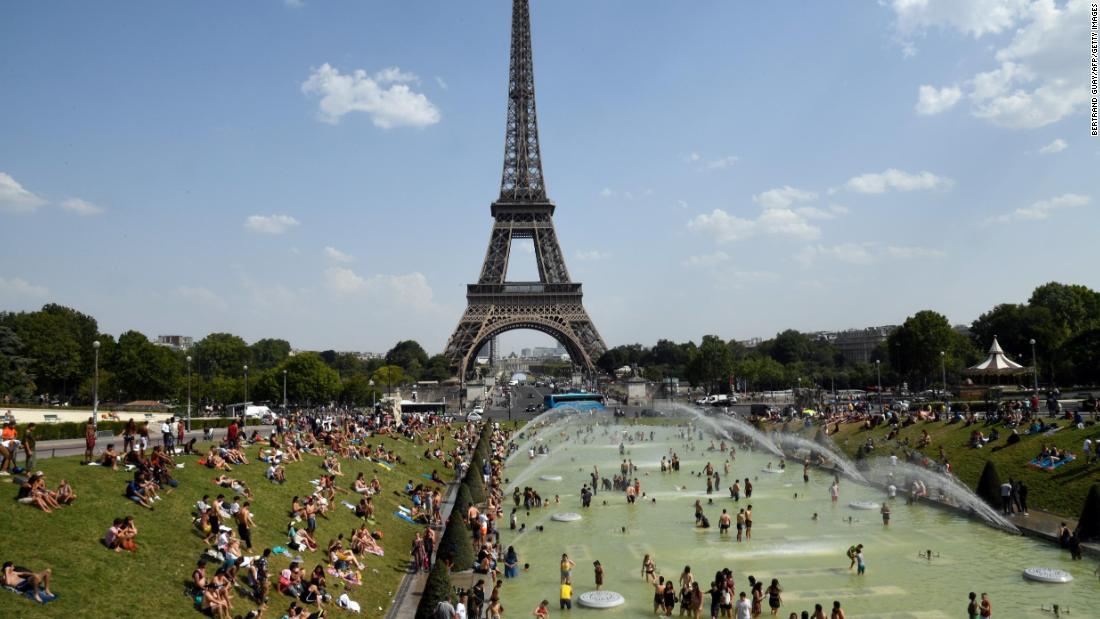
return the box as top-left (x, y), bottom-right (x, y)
top-left (437, 508), bottom-right (474, 572)
top-left (110, 330), bottom-right (180, 400)
top-left (975, 460), bottom-right (1002, 508)
top-left (685, 335), bottom-right (733, 392)
top-left (970, 304), bottom-right (1063, 382)
top-left (888, 310), bottom-right (969, 390)
top-left (1060, 329), bottom-right (1100, 385)
top-left (192, 333), bottom-right (250, 378)
top-left (280, 353), bottom-right (341, 405)
top-left (385, 340), bottom-right (429, 374)
top-left (0, 326), bottom-right (35, 400)
top-left (250, 338), bottom-right (291, 370)
top-left (1028, 282), bottom-right (1100, 336)
top-left (2, 305), bottom-right (98, 397)
top-left (421, 354), bottom-right (454, 382)
top-left (415, 557), bottom-right (453, 619)
top-left (1078, 484), bottom-right (1100, 542)
top-left (371, 365), bottom-right (407, 395)
top-left (339, 374), bottom-right (381, 406)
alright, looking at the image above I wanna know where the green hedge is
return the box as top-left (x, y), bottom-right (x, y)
top-left (437, 507), bottom-right (475, 573)
top-left (13, 418), bottom-right (237, 441)
top-left (976, 460), bottom-right (1002, 508)
top-left (415, 556), bottom-right (453, 619)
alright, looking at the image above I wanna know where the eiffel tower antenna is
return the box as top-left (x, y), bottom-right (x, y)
top-left (500, 0), bottom-right (546, 202)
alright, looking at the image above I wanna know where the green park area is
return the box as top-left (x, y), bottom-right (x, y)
top-left (0, 432), bottom-right (456, 619)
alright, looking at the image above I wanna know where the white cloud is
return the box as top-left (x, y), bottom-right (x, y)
top-left (884, 246), bottom-right (947, 259)
top-left (1038, 138), bottom-right (1067, 154)
top-left (59, 198), bottom-right (104, 216)
top-left (682, 251), bottom-right (731, 268)
top-left (795, 207), bottom-right (839, 220)
top-left (599, 187), bottom-right (653, 201)
top-left (753, 186), bottom-right (818, 210)
top-left (891, 0), bottom-right (1089, 129)
top-left (244, 214), bottom-right (300, 235)
top-left (0, 276), bottom-right (48, 298)
top-left (302, 63), bottom-right (441, 128)
top-left (915, 84), bottom-right (962, 115)
top-left (0, 172), bottom-right (47, 214)
top-left (434, 76), bottom-right (448, 90)
top-left (890, 0), bottom-right (1029, 39)
top-left (687, 207), bottom-right (820, 243)
top-left (828, 204), bottom-right (850, 215)
top-left (843, 168), bottom-right (952, 194)
top-left (175, 285), bottom-right (228, 310)
top-left (985, 193), bottom-right (1090, 224)
top-left (323, 267), bottom-right (436, 309)
top-left (797, 243), bottom-right (875, 266)
top-left (324, 246), bottom-right (355, 263)
top-left (705, 156), bottom-right (739, 170)
top-left (575, 249), bottom-right (611, 261)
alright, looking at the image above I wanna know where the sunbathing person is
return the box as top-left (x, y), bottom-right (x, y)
top-left (56, 479), bottom-right (76, 505)
top-left (288, 522), bottom-right (318, 552)
top-left (15, 475), bottom-right (53, 513)
top-left (355, 496), bottom-right (375, 520)
top-left (212, 475), bottom-right (253, 499)
top-left (2, 561), bottom-right (53, 603)
top-left (352, 472), bottom-right (371, 494)
top-left (266, 463), bottom-right (287, 484)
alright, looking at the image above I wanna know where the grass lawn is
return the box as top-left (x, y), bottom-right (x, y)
top-left (805, 416), bottom-right (1100, 519)
top-left (1, 431), bottom-right (457, 619)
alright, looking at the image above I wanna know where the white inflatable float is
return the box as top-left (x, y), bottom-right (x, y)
top-left (760, 468), bottom-right (783, 474)
top-left (539, 475), bottom-right (563, 482)
top-left (551, 512), bottom-right (583, 522)
top-left (578, 591), bottom-right (625, 609)
top-left (848, 501), bottom-right (880, 510)
top-left (1022, 567), bottom-right (1073, 583)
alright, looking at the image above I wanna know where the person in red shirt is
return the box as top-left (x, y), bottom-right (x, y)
top-left (227, 421), bottom-right (239, 449)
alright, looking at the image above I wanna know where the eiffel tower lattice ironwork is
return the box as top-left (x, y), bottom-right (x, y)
top-left (444, 0), bottom-right (607, 379)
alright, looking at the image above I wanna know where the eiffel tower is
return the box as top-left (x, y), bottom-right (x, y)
top-left (444, 0), bottom-right (607, 379)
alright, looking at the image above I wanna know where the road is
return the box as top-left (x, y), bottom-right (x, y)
top-left (483, 383), bottom-right (553, 422)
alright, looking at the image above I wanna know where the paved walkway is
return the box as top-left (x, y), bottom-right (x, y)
top-left (387, 478), bottom-right (464, 619)
top-left (25, 425), bottom-right (274, 461)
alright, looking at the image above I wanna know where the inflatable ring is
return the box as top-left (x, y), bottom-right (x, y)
top-left (551, 512), bottom-right (583, 522)
top-left (1022, 567), bottom-right (1073, 583)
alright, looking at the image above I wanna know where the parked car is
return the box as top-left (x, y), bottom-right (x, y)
top-left (466, 411), bottom-right (483, 422)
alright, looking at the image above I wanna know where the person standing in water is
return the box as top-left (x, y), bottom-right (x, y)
top-left (880, 502), bottom-right (891, 526)
top-left (966, 592), bottom-right (978, 619)
top-left (719, 510), bottom-right (731, 536)
top-left (735, 509), bottom-right (745, 542)
top-left (744, 505), bottom-right (753, 541)
top-left (856, 547), bottom-right (866, 575)
top-left (979, 593), bottom-right (991, 618)
top-left (642, 554), bottom-right (656, 583)
top-left (594, 561), bottom-right (604, 591)
top-left (744, 479), bottom-right (753, 499)
top-left (846, 544), bottom-right (862, 570)
top-left (803, 460), bottom-right (810, 484)
top-left (765, 579), bottom-right (782, 616)
top-left (560, 554), bottom-right (575, 584)
top-left (730, 480), bottom-right (740, 502)
top-left (830, 480), bottom-right (839, 504)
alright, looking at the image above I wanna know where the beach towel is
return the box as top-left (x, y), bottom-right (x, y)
top-left (394, 511), bottom-right (416, 524)
top-left (338, 592), bottom-right (362, 613)
top-left (327, 567), bottom-right (362, 586)
top-left (374, 461), bottom-right (393, 471)
top-left (1029, 454), bottom-right (1076, 471)
top-left (396, 505), bottom-right (411, 514)
top-left (3, 586), bottom-right (58, 604)
top-left (341, 500), bottom-right (357, 511)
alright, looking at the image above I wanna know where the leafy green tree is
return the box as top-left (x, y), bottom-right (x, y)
top-left (0, 326), bottom-right (35, 400)
top-left (3, 306), bottom-right (89, 396)
top-left (970, 303), bottom-right (1062, 381)
top-left (975, 460), bottom-right (1002, 508)
top-left (339, 374), bottom-right (381, 406)
top-left (1060, 329), bottom-right (1100, 385)
top-left (110, 330), bottom-right (180, 400)
top-left (371, 365), bottom-right (407, 395)
top-left (249, 338), bottom-right (291, 370)
top-left (888, 310), bottom-right (969, 389)
top-left (415, 557), bottom-right (453, 619)
top-left (385, 340), bottom-right (429, 374)
top-left (1028, 282), bottom-right (1100, 336)
top-left (685, 335), bottom-right (733, 392)
top-left (280, 353), bottom-right (341, 404)
top-left (192, 333), bottom-right (250, 378)
top-left (327, 352), bottom-right (369, 378)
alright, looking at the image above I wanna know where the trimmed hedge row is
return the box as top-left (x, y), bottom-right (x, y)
top-left (12, 418), bottom-right (238, 441)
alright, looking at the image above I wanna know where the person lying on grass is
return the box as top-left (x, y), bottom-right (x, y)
top-left (204, 447), bottom-right (232, 471)
top-left (213, 474), bottom-right (253, 499)
top-left (221, 445), bottom-right (250, 465)
top-left (287, 522), bottom-right (318, 552)
top-left (2, 561), bottom-right (53, 602)
top-left (326, 535), bottom-right (365, 570)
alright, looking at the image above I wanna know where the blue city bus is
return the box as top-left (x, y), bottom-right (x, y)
top-left (543, 392), bottom-right (605, 412)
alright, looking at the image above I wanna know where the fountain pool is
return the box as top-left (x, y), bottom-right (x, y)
top-left (496, 420), bottom-right (1100, 618)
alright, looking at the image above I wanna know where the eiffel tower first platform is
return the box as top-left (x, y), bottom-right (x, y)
top-left (444, 0), bottom-right (607, 379)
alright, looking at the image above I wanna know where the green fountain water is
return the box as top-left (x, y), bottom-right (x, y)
top-left (496, 421), bottom-right (1100, 618)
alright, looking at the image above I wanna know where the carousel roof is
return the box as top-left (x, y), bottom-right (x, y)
top-left (966, 336), bottom-right (1028, 375)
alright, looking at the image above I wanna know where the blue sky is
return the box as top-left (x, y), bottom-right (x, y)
top-left (1, 0), bottom-right (1096, 355)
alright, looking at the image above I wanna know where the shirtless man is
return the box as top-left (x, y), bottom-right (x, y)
top-left (718, 510), bottom-right (731, 536)
top-left (2, 562), bottom-right (53, 602)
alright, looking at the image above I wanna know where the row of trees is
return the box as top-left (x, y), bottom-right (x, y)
top-left (597, 282), bottom-right (1100, 393)
top-left (0, 305), bottom-right (452, 407)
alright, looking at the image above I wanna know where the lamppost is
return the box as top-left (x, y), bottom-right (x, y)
top-left (92, 340), bottom-right (101, 430)
top-left (939, 351), bottom-right (947, 413)
top-left (369, 379), bottom-right (376, 410)
top-left (875, 359), bottom-right (882, 413)
top-left (186, 355), bottom-right (192, 431)
top-left (1030, 338), bottom-right (1039, 397)
top-left (242, 364), bottom-right (249, 427)
top-left (282, 369), bottom-right (288, 409)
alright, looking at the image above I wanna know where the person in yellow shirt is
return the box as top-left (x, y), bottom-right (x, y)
top-left (559, 578), bottom-right (573, 610)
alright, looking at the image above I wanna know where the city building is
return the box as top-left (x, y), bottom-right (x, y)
top-left (154, 335), bottom-right (193, 351)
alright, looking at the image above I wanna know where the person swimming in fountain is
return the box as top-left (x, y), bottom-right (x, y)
top-left (803, 460), bottom-right (810, 484)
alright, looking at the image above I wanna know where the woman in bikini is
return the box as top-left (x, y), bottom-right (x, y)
top-left (642, 554), bottom-right (657, 583)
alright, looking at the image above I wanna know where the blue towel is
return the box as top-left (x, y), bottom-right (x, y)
top-left (394, 511), bottom-right (416, 524)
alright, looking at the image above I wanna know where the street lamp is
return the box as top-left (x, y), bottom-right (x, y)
top-left (369, 379), bottom-right (376, 409)
top-left (940, 351), bottom-right (947, 412)
top-left (186, 355), bottom-right (192, 431)
top-left (92, 340), bottom-right (101, 430)
top-left (875, 359), bottom-right (882, 413)
top-left (282, 370), bottom-right (288, 409)
top-left (1029, 338), bottom-right (1038, 398)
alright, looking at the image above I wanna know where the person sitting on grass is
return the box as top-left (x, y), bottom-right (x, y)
top-left (16, 474), bottom-right (53, 513)
top-left (56, 479), bottom-right (76, 505)
top-left (2, 562), bottom-right (53, 603)
top-left (202, 568), bottom-right (233, 619)
top-left (266, 463), bottom-right (287, 484)
top-left (108, 516), bottom-right (139, 553)
top-left (125, 477), bottom-right (155, 511)
top-left (204, 447), bottom-right (232, 472)
top-left (354, 496), bottom-right (374, 520)
top-left (100, 444), bottom-right (120, 470)
top-left (288, 522), bottom-right (318, 552)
